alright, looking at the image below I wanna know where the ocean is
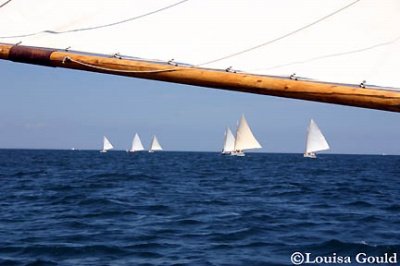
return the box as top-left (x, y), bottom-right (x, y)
top-left (0, 150), bottom-right (399, 265)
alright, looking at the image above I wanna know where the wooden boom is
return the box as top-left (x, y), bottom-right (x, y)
top-left (1, 43), bottom-right (400, 112)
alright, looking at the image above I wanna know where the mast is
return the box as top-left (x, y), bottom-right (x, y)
top-left (1, 43), bottom-right (400, 112)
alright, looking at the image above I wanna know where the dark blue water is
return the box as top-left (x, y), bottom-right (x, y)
top-left (0, 150), bottom-right (399, 265)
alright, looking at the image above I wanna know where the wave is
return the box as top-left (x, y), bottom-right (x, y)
top-left (127, 242), bottom-right (179, 249)
top-left (384, 204), bottom-right (400, 212)
top-left (18, 244), bottom-right (130, 257)
top-left (303, 239), bottom-right (400, 254)
top-left (209, 227), bottom-right (265, 242)
top-left (174, 219), bottom-right (204, 226)
top-left (345, 200), bottom-right (374, 208)
top-left (10, 170), bottom-right (47, 177)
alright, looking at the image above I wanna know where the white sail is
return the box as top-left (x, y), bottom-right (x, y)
top-left (130, 133), bottom-right (144, 152)
top-left (234, 115), bottom-right (262, 152)
top-left (222, 127), bottom-right (235, 154)
top-left (1, 1), bottom-right (400, 89)
top-left (149, 135), bottom-right (163, 151)
top-left (102, 136), bottom-right (113, 152)
top-left (305, 119), bottom-right (330, 155)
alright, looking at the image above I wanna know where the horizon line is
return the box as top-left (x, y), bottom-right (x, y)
top-left (0, 148), bottom-right (396, 156)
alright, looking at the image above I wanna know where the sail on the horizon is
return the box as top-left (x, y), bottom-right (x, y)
top-left (304, 119), bottom-right (330, 158)
top-left (234, 115), bottom-right (262, 154)
top-left (130, 133), bottom-right (144, 152)
top-left (222, 127), bottom-right (235, 154)
top-left (101, 136), bottom-right (114, 152)
top-left (149, 135), bottom-right (163, 152)
top-left (1, 1), bottom-right (400, 111)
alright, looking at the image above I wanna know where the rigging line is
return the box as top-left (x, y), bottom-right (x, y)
top-left (198, 0), bottom-right (361, 66)
top-left (64, 57), bottom-right (180, 74)
top-left (256, 35), bottom-right (400, 71)
top-left (0, 0), bottom-right (189, 39)
top-left (0, 0), bottom-right (13, 8)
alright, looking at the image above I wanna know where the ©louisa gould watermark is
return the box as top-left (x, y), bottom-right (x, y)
top-left (290, 252), bottom-right (398, 265)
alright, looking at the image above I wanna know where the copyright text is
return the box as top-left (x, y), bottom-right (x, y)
top-left (290, 252), bottom-right (397, 265)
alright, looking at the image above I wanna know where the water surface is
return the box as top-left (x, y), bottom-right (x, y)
top-left (0, 150), bottom-right (399, 265)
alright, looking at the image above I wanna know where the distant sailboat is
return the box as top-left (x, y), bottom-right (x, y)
top-left (149, 135), bottom-right (163, 153)
top-left (101, 136), bottom-right (114, 153)
top-left (304, 119), bottom-right (330, 158)
top-left (129, 133), bottom-right (144, 153)
top-left (221, 127), bottom-right (235, 155)
top-left (234, 115), bottom-right (262, 156)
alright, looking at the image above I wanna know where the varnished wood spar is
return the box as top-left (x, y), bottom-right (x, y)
top-left (1, 43), bottom-right (400, 112)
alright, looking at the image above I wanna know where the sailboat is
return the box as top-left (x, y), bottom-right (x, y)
top-left (149, 135), bottom-right (163, 153)
top-left (1, 1), bottom-right (400, 112)
top-left (304, 119), bottom-right (330, 158)
top-left (234, 115), bottom-right (262, 156)
top-left (101, 136), bottom-right (114, 153)
top-left (129, 133), bottom-right (144, 153)
top-left (221, 127), bottom-right (235, 155)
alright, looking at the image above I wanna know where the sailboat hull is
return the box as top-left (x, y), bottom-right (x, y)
top-left (303, 152), bottom-right (317, 159)
top-left (234, 151), bottom-right (245, 157)
top-left (221, 150), bottom-right (246, 156)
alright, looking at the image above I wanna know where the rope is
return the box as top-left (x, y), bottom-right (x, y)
top-left (257, 35), bottom-right (400, 71)
top-left (199, 0), bottom-right (361, 66)
top-left (0, 0), bottom-right (13, 9)
top-left (63, 57), bottom-right (180, 74)
top-left (0, 0), bottom-right (189, 38)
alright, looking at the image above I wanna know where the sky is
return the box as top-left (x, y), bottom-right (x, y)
top-left (1, 60), bottom-right (400, 154)
top-left (1, 1), bottom-right (400, 154)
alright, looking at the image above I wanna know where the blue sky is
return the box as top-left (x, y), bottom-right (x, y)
top-left (1, 60), bottom-right (400, 154)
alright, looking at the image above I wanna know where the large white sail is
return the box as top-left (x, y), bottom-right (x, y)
top-left (149, 135), bottom-right (163, 152)
top-left (222, 127), bottom-right (235, 154)
top-left (305, 119), bottom-right (330, 155)
top-left (1, 1), bottom-right (400, 89)
top-left (102, 136), bottom-right (114, 152)
top-left (234, 115), bottom-right (262, 152)
top-left (130, 133), bottom-right (144, 152)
